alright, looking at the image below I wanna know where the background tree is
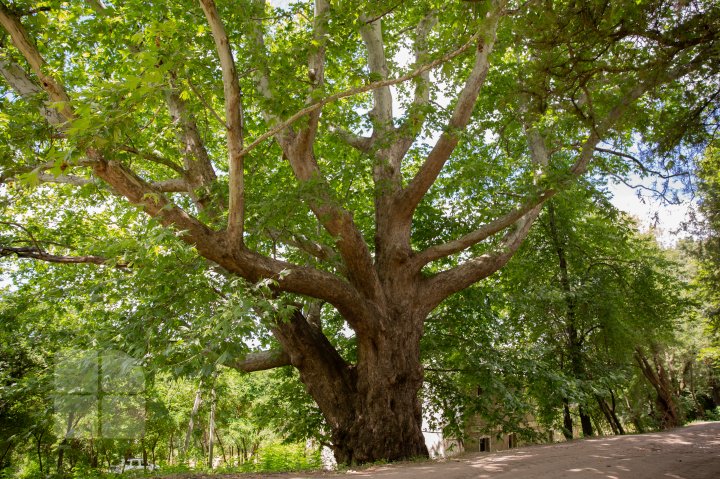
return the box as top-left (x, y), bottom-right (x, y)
top-left (1, 0), bottom-right (719, 464)
top-left (694, 143), bottom-right (720, 350)
top-left (424, 184), bottom-right (717, 445)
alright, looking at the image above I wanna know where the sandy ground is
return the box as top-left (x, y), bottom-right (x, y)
top-left (162, 421), bottom-right (720, 479)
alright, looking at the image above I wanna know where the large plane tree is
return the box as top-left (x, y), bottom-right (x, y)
top-left (1, 0), bottom-right (718, 464)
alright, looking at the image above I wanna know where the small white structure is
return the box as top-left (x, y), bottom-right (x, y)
top-left (422, 416), bottom-right (463, 459)
top-left (111, 458), bottom-right (159, 473)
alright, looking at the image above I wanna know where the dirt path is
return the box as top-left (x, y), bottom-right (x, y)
top-left (343, 421), bottom-right (720, 479)
top-left (163, 422), bottom-right (720, 479)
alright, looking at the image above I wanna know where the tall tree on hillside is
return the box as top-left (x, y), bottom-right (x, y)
top-left (1, 0), bottom-right (718, 463)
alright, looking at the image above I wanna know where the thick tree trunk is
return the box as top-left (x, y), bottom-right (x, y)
top-left (273, 308), bottom-right (428, 464)
top-left (344, 324), bottom-right (427, 463)
top-left (634, 347), bottom-right (682, 429)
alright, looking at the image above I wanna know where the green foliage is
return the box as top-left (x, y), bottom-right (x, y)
top-left (1, 0), bottom-right (718, 469)
top-left (694, 144), bottom-right (720, 340)
top-left (423, 183), bottom-right (709, 440)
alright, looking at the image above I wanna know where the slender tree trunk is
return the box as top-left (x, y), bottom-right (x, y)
top-left (35, 431), bottom-right (43, 474)
top-left (57, 411), bottom-right (74, 474)
top-left (562, 400), bottom-right (573, 440)
top-left (687, 361), bottom-right (705, 418)
top-left (142, 440), bottom-right (147, 470)
top-left (252, 440), bottom-right (259, 461)
top-left (548, 202), bottom-right (593, 437)
top-left (624, 395), bottom-right (644, 433)
top-left (214, 426), bottom-right (227, 465)
top-left (609, 390), bottom-right (625, 435)
top-left (0, 442), bottom-right (12, 470)
top-left (578, 405), bottom-right (594, 437)
top-left (184, 382), bottom-right (203, 458)
top-left (208, 387), bottom-right (215, 469)
top-left (590, 413), bottom-right (603, 436)
top-left (57, 446), bottom-right (67, 474)
top-left (238, 440), bottom-right (246, 463)
top-left (596, 395), bottom-right (619, 435)
top-left (709, 370), bottom-right (720, 407)
top-left (90, 440), bottom-right (98, 468)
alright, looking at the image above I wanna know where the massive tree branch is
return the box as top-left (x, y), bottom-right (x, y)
top-left (153, 178), bottom-right (191, 192)
top-left (412, 190), bottom-right (553, 268)
top-left (249, 0), bottom-right (281, 128)
top-left (416, 50), bottom-right (706, 309)
top-left (165, 81), bottom-right (218, 210)
top-left (225, 349), bottom-right (291, 372)
top-left (199, 0), bottom-right (245, 242)
top-left (0, 58), bottom-right (64, 125)
top-left (409, 12), bottom-right (438, 118)
top-left (397, 6), bottom-right (503, 220)
top-left (329, 126), bottom-right (373, 152)
top-left (394, 11), bottom-right (438, 154)
top-left (300, 0), bottom-right (330, 146)
top-left (371, 12), bottom-right (438, 203)
top-left (0, 2), bottom-right (73, 120)
top-left (282, 147), bottom-right (383, 307)
top-left (420, 204), bottom-right (542, 312)
top-left (360, 14), bottom-right (393, 129)
top-left (412, 42), bottom-right (712, 272)
top-left (34, 173), bottom-right (91, 187)
top-left (282, 0), bottom-right (330, 161)
top-left (271, 309), bottom-right (357, 431)
top-left (238, 30), bottom-right (481, 158)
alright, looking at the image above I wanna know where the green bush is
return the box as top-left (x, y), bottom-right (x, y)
top-left (706, 407), bottom-right (720, 421)
top-left (256, 442), bottom-right (321, 472)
